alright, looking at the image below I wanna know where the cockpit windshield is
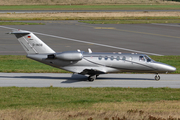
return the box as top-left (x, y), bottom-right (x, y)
top-left (145, 56), bottom-right (151, 62)
top-left (139, 55), bottom-right (153, 62)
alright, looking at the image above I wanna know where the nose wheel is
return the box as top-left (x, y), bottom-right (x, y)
top-left (88, 75), bottom-right (98, 82)
top-left (155, 74), bottom-right (160, 81)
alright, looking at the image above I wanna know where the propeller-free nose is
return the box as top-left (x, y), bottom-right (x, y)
top-left (166, 66), bottom-right (176, 72)
top-left (154, 62), bottom-right (176, 73)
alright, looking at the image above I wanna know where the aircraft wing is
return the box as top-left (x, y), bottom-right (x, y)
top-left (80, 69), bottom-right (105, 76)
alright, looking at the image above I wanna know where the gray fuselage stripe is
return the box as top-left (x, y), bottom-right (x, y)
top-left (83, 56), bottom-right (157, 71)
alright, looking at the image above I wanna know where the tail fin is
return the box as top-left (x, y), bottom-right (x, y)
top-left (10, 30), bottom-right (55, 54)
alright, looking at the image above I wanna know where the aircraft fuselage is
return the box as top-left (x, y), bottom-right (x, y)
top-left (10, 29), bottom-right (176, 81)
top-left (27, 51), bottom-right (176, 76)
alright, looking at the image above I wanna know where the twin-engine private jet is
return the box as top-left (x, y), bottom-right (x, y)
top-left (10, 30), bottom-right (176, 81)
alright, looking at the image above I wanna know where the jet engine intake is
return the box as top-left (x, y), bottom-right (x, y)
top-left (55, 52), bottom-right (83, 61)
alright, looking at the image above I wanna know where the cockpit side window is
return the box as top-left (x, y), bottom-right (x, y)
top-left (139, 56), bottom-right (145, 61)
top-left (145, 56), bottom-right (151, 62)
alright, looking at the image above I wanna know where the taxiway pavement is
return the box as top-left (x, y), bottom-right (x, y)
top-left (0, 73), bottom-right (180, 88)
top-left (0, 21), bottom-right (180, 55)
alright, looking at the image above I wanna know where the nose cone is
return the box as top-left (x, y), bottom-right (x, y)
top-left (164, 65), bottom-right (176, 72)
top-left (154, 62), bottom-right (176, 73)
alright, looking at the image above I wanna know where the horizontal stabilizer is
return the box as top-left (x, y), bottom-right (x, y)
top-left (7, 29), bottom-right (30, 34)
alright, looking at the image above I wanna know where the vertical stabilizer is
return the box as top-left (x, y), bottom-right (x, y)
top-left (10, 30), bottom-right (55, 54)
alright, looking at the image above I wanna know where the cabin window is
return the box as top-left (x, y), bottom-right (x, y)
top-left (116, 56), bottom-right (120, 61)
top-left (122, 56), bottom-right (126, 61)
top-left (98, 56), bottom-right (102, 60)
top-left (104, 56), bottom-right (108, 60)
top-left (110, 56), bottom-right (114, 60)
top-left (139, 56), bottom-right (145, 61)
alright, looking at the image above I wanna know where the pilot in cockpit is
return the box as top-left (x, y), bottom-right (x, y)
top-left (139, 56), bottom-right (145, 61)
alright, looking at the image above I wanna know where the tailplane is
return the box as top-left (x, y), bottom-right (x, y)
top-left (10, 30), bottom-right (55, 54)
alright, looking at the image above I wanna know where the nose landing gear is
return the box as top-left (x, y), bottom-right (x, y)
top-left (155, 74), bottom-right (160, 81)
top-left (88, 75), bottom-right (99, 82)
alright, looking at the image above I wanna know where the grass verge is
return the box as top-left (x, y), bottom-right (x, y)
top-left (0, 21), bottom-right (44, 25)
top-left (0, 55), bottom-right (67, 73)
top-left (1, 5), bottom-right (180, 10)
top-left (79, 16), bottom-right (180, 24)
top-left (0, 55), bottom-right (179, 73)
top-left (0, 12), bottom-right (180, 21)
top-left (80, 19), bottom-right (180, 24)
top-left (78, 16), bottom-right (180, 24)
top-left (0, 87), bottom-right (180, 119)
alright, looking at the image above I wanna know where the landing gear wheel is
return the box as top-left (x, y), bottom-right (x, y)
top-left (88, 75), bottom-right (96, 82)
top-left (155, 74), bottom-right (160, 81)
top-left (88, 76), bottom-right (94, 82)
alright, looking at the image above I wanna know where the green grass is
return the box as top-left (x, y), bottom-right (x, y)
top-left (0, 21), bottom-right (44, 25)
top-left (0, 87), bottom-right (180, 109)
top-left (0, 55), bottom-right (67, 73)
top-left (1, 16), bottom-right (179, 22)
top-left (0, 55), bottom-right (179, 73)
top-left (0, 5), bottom-right (180, 10)
top-left (80, 20), bottom-right (180, 24)
top-left (0, 87), bottom-right (180, 119)
top-left (79, 16), bottom-right (180, 24)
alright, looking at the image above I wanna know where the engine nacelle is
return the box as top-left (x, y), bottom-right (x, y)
top-left (55, 52), bottom-right (83, 61)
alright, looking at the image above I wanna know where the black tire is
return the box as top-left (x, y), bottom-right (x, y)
top-left (88, 75), bottom-right (95, 82)
top-left (155, 75), bottom-right (160, 81)
top-left (89, 78), bottom-right (94, 82)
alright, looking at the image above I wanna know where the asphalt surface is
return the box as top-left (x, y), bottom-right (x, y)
top-left (0, 22), bottom-right (180, 87)
top-left (0, 73), bottom-right (179, 88)
top-left (0, 21), bottom-right (180, 55)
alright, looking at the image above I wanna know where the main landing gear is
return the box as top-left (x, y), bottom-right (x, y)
top-left (88, 75), bottom-right (98, 82)
top-left (155, 74), bottom-right (160, 81)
